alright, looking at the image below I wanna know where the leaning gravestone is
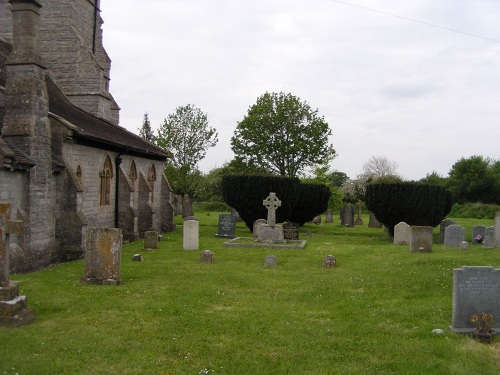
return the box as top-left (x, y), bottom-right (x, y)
top-left (483, 226), bottom-right (495, 249)
top-left (410, 226), bottom-right (433, 252)
top-left (451, 266), bottom-right (500, 333)
top-left (439, 219), bottom-right (457, 244)
top-left (258, 193), bottom-right (284, 243)
top-left (144, 230), bottom-right (158, 250)
top-left (253, 219), bottom-right (267, 240)
top-left (0, 202), bottom-right (36, 327)
top-left (215, 214), bottom-right (236, 239)
top-left (472, 225), bottom-right (487, 244)
top-left (183, 216), bottom-right (199, 250)
top-left (444, 224), bottom-right (465, 248)
top-left (82, 227), bottom-right (123, 285)
top-left (394, 222), bottom-right (411, 245)
top-left (324, 209), bottom-right (333, 223)
top-left (265, 255), bottom-right (278, 267)
top-left (283, 222), bottom-right (299, 240)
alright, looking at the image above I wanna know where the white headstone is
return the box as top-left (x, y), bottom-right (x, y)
top-left (394, 222), bottom-right (411, 245)
top-left (183, 217), bottom-right (199, 251)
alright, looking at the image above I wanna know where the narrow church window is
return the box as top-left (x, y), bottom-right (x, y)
top-left (148, 164), bottom-right (156, 203)
top-left (99, 156), bottom-right (113, 206)
top-left (129, 161), bottom-right (137, 187)
top-left (76, 165), bottom-right (83, 184)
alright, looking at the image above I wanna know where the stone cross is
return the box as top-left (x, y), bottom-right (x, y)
top-left (0, 203), bottom-right (22, 287)
top-left (262, 192), bottom-right (281, 226)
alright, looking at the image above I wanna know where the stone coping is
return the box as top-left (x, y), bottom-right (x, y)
top-left (223, 237), bottom-right (306, 249)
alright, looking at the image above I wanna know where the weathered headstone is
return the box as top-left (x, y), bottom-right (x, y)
top-left (144, 230), bottom-right (158, 249)
top-left (483, 226), bottom-right (495, 249)
top-left (258, 193), bottom-right (284, 243)
top-left (0, 202), bottom-right (36, 327)
top-left (323, 255), bottom-right (337, 269)
top-left (444, 224), bottom-right (465, 248)
top-left (368, 212), bottom-right (382, 228)
top-left (265, 255), bottom-right (278, 267)
top-left (439, 219), bottom-right (457, 244)
top-left (495, 212), bottom-right (500, 248)
top-left (394, 222), bottom-right (411, 245)
top-left (451, 266), bottom-right (500, 333)
top-left (182, 195), bottom-right (193, 218)
top-left (283, 222), bottom-right (299, 240)
top-left (230, 207), bottom-right (242, 222)
top-left (82, 227), bottom-right (122, 285)
top-left (341, 204), bottom-right (354, 227)
top-left (312, 215), bottom-right (321, 225)
top-left (325, 209), bottom-right (333, 223)
top-left (183, 216), bottom-right (199, 251)
top-left (200, 250), bottom-right (214, 264)
top-left (472, 225), bottom-right (487, 244)
top-left (460, 241), bottom-right (469, 250)
top-left (410, 226), bottom-right (433, 253)
top-left (253, 219), bottom-right (267, 240)
top-left (215, 214), bottom-right (236, 239)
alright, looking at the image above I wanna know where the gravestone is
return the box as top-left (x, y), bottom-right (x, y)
top-left (324, 209), bottom-right (333, 223)
top-left (215, 214), bottom-right (236, 239)
top-left (144, 231), bottom-right (158, 249)
top-left (483, 226), bottom-right (495, 249)
top-left (230, 207), bottom-right (242, 222)
top-left (312, 215), bottom-right (321, 225)
top-left (200, 250), bottom-right (214, 264)
top-left (323, 255), bottom-right (337, 269)
top-left (495, 212), bottom-right (500, 248)
top-left (410, 226), bottom-right (433, 253)
top-left (257, 193), bottom-right (284, 243)
top-left (131, 254), bottom-right (143, 262)
top-left (253, 219), bottom-right (267, 240)
top-left (82, 227), bottom-right (123, 285)
top-left (451, 266), bottom-right (500, 333)
top-left (341, 204), bottom-right (354, 227)
top-left (182, 195), bottom-right (193, 218)
top-left (354, 202), bottom-right (363, 225)
top-left (183, 216), bottom-right (199, 251)
top-left (460, 241), bottom-right (469, 250)
top-left (283, 222), bottom-right (299, 240)
top-left (439, 219), bottom-right (457, 244)
top-left (444, 225), bottom-right (465, 248)
top-left (176, 194), bottom-right (183, 216)
top-left (265, 255), bottom-right (278, 267)
top-left (394, 222), bottom-right (411, 245)
top-left (368, 212), bottom-right (382, 228)
top-left (472, 225), bottom-right (487, 244)
top-left (0, 203), bottom-right (36, 327)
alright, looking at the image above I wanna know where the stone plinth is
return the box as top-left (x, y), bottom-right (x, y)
top-left (258, 225), bottom-right (284, 243)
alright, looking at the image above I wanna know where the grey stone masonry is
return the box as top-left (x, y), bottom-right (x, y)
top-left (451, 266), bottom-right (500, 333)
top-left (258, 193), bottom-right (284, 243)
top-left (444, 225), bottom-right (465, 248)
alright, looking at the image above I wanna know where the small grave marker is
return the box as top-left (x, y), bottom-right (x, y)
top-left (323, 255), bottom-right (337, 269)
top-left (265, 255), bottom-right (278, 267)
top-left (144, 231), bottom-right (158, 250)
top-left (200, 250), bottom-right (214, 264)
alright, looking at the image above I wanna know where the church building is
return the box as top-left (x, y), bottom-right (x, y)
top-left (0, 0), bottom-right (175, 272)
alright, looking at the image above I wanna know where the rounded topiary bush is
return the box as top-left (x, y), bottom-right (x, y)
top-left (365, 182), bottom-right (453, 237)
top-left (289, 183), bottom-right (331, 226)
top-left (222, 174), bottom-right (300, 231)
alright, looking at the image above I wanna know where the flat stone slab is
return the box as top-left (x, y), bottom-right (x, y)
top-left (223, 237), bottom-right (306, 249)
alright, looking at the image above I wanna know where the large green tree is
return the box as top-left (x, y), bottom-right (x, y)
top-left (157, 104), bottom-right (218, 195)
top-left (231, 92), bottom-right (336, 178)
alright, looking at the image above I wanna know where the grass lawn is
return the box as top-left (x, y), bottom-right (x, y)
top-left (1, 214), bottom-right (500, 374)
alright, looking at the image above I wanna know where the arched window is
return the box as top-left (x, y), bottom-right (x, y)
top-left (148, 164), bottom-right (156, 203)
top-left (76, 165), bottom-right (83, 184)
top-left (99, 156), bottom-right (113, 206)
top-left (129, 161), bottom-right (137, 187)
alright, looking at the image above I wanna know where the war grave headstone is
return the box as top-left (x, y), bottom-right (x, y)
top-left (439, 219), bottom-right (457, 244)
top-left (253, 219), bottom-right (267, 240)
top-left (0, 202), bottom-right (36, 327)
top-left (483, 227), bottom-right (495, 249)
top-left (182, 194), bottom-right (193, 218)
top-left (183, 216), bottom-right (199, 251)
top-left (200, 250), bottom-right (214, 264)
top-left (283, 222), bottom-right (299, 240)
top-left (325, 209), bottom-right (333, 223)
top-left (144, 230), bottom-right (158, 250)
top-left (451, 266), bottom-right (500, 333)
top-left (410, 226), bottom-right (433, 253)
top-left (472, 225), bottom-right (487, 244)
top-left (82, 227), bottom-right (122, 285)
top-left (341, 203), bottom-right (354, 227)
top-left (323, 255), bottom-right (337, 269)
top-left (394, 222), bottom-right (411, 245)
top-left (495, 212), bottom-right (500, 248)
top-left (215, 214), bottom-right (236, 239)
top-left (265, 255), bottom-right (278, 267)
top-left (444, 224), bottom-right (465, 248)
top-left (368, 212), bottom-right (383, 228)
top-left (258, 192), bottom-right (284, 243)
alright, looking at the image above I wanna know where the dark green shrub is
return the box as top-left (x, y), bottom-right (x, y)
top-left (290, 183), bottom-right (331, 226)
top-left (365, 182), bottom-right (453, 237)
top-left (449, 202), bottom-right (500, 219)
top-left (222, 174), bottom-right (300, 231)
top-left (196, 201), bottom-right (230, 212)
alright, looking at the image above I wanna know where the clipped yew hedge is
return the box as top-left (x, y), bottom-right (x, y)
top-left (289, 183), bottom-right (332, 226)
top-left (365, 182), bottom-right (453, 237)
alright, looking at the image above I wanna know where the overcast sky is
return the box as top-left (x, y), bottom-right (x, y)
top-left (99, 0), bottom-right (500, 181)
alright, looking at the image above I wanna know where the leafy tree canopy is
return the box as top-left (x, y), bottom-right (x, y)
top-left (231, 92), bottom-right (336, 178)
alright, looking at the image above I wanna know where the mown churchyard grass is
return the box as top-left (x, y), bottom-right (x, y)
top-left (1, 214), bottom-right (499, 374)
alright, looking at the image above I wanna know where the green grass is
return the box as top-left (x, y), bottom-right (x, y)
top-left (1, 214), bottom-right (500, 374)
